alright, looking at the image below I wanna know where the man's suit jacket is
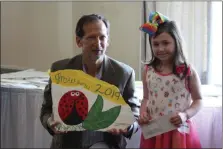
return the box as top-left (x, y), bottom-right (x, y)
top-left (40, 54), bottom-right (140, 148)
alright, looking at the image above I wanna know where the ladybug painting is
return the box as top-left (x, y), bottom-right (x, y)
top-left (58, 90), bottom-right (88, 125)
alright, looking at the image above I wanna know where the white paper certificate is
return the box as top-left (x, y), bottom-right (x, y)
top-left (141, 114), bottom-right (177, 139)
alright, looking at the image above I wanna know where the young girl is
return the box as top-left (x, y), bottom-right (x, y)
top-left (138, 11), bottom-right (203, 148)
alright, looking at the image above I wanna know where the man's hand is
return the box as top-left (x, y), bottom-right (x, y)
top-left (170, 112), bottom-right (187, 127)
top-left (137, 112), bottom-right (151, 125)
top-left (107, 128), bottom-right (128, 135)
top-left (47, 117), bottom-right (68, 134)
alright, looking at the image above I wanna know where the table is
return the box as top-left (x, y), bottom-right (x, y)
top-left (1, 86), bottom-right (52, 148)
top-left (1, 79), bottom-right (222, 148)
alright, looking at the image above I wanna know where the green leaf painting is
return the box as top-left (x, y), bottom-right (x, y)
top-left (82, 95), bottom-right (121, 130)
top-left (85, 95), bottom-right (103, 121)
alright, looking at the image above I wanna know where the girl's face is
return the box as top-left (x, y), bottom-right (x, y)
top-left (151, 32), bottom-right (175, 63)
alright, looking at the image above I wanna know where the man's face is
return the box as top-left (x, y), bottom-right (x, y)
top-left (76, 20), bottom-right (109, 63)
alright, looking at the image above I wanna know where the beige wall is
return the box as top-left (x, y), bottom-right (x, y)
top-left (1, 2), bottom-right (143, 80)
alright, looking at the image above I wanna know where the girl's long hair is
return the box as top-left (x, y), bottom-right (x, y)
top-left (147, 21), bottom-right (189, 80)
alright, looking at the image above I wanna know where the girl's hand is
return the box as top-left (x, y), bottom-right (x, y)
top-left (170, 112), bottom-right (187, 127)
top-left (138, 112), bottom-right (151, 125)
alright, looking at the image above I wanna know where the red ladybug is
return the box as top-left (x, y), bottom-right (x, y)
top-left (58, 90), bottom-right (88, 125)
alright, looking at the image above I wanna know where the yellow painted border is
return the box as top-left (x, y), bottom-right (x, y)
top-left (50, 70), bottom-right (127, 105)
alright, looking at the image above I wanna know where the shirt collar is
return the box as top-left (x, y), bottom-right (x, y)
top-left (82, 64), bottom-right (103, 79)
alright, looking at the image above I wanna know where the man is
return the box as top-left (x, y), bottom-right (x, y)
top-left (40, 14), bottom-right (140, 149)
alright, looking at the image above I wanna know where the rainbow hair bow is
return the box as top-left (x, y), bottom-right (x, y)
top-left (139, 11), bottom-right (169, 36)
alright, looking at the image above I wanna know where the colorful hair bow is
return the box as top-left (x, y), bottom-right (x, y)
top-left (139, 11), bottom-right (169, 36)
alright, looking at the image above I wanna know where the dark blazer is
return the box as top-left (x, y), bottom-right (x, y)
top-left (40, 54), bottom-right (140, 148)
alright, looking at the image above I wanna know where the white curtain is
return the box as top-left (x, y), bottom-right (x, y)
top-left (208, 2), bottom-right (222, 86)
top-left (144, 2), bottom-right (208, 83)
